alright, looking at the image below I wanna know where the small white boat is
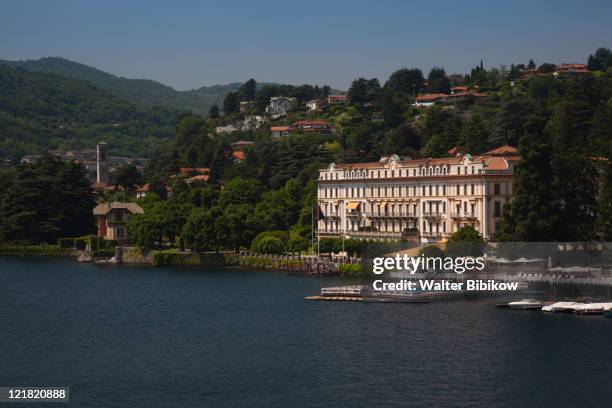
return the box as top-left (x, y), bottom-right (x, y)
top-left (508, 299), bottom-right (546, 310)
top-left (542, 301), bottom-right (583, 313)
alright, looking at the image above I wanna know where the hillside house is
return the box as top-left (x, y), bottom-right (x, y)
top-left (291, 120), bottom-right (332, 134)
top-left (306, 99), bottom-right (327, 112)
top-left (271, 126), bottom-right (291, 138)
top-left (266, 97), bottom-right (296, 115)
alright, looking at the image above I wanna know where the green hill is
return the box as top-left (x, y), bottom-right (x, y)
top-left (0, 64), bottom-right (184, 160)
top-left (0, 57), bottom-right (242, 113)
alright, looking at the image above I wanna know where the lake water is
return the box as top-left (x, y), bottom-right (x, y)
top-left (1, 257), bottom-right (612, 407)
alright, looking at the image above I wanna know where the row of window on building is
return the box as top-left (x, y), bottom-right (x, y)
top-left (321, 165), bottom-right (485, 180)
top-left (320, 183), bottom-right (506, 199)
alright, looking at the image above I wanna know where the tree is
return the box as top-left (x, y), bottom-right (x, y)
top-left (491, 99), bottom-right (535, 147)
top-left (208, 140), bottom-right (231, 185)
top-left (208, 104), bottom-right (220, 119)
top-left (382, 124), bottom-right (421, 155)
top-left (348, 77), bottom-right (380, 107)
top-left (427, 66), bottom-right (451, 94)
top-left (385, 68), bottom-right (425, 96)
top-left (223, 92), bottom-right (239, 114)
top-left (496, 115), bottom-right (554, 241)
top-left (460, 114), bottom-right (490, 154)
top-left (56, 161), bottom-right (96, 237)
top-left (447, 226), bottom-right (484, 257)
top-left (537, 63), bottom-right (556, 73)
top-left (257, 236), bottom-right (284, 254)
top-left (587, 47), bottom-right (612, 71)
top-left (238, 79), bottom-right (257, 101)
top-left (0, 156), bottom-right (95, 243)
top-left (549, 102), bottom-right (598, 241)
top-left (182, 207), bottom-right (222, 251)
top-left (216, 204), bottom-right (257, 251)
top-left (218, 177), bottom-right (262, 207)
top-left (527, 59), bottom-right (536, 69)
top-left (287, 236), bottom-right (308, 254)
top-left (111, 163), bottom-right (144, 191)
top-left (420, 106), bottom-right (462, 157)
top-left (597, 140), bottom-right (612, 240)
top-left (126, 212), bottom-right (163, 250)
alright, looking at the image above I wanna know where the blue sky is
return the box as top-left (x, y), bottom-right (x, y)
top-left (1, 0), bottom-right (611, 90)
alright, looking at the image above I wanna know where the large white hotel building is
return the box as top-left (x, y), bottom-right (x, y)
top-left (316, 145), bottom-right (520, 243)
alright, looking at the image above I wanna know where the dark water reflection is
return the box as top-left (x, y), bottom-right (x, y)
top-left (1, 258), bottom-right (611, 408)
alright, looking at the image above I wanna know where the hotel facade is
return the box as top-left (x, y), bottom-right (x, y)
top-left (316, 146), bottom-right (520, 243)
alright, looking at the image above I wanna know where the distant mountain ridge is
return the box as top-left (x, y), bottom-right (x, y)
top-left (0, 57), bottom-right (243, 113)
top-left (0, 63), bottom-right (182, 160)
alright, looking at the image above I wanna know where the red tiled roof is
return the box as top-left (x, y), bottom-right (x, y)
top-left (555, 63), bottom-right (588, 70)
top-left (484, 156), bottom-right (509, 171)
top-left (179, 167), bottom-right (209, 175)
top-left (326, 146), bottom-right (521, 172)
top-left (232, 151), bottom-right (245, 161)
top-left (135, 183), bottom-right (150, 192)
top-left (185, 174), bottom-right (209, 183)
top-left (485, 145), bottom-right (518, 156)
top-left (292, 120), bottom-right (330, 127)
top-left (231, 140), bottom-right (255, 146)
top-left (271, 126), bottom-right (291, 131)
top-left (416, 93), bottom-right (449, 101)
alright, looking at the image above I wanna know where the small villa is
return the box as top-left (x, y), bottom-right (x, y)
top-left (93, 202), bottom-right (144, 244)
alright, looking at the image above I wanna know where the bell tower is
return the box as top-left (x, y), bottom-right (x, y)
top-left (96, 142), bottom-right (109, 184)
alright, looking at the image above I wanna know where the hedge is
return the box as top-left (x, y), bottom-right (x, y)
top-left (0, 244), bottom-right (73, 257)
top-left (152, 251), bottom-right (240, 267)
top-left (339, 263), bottom-right (362, 277)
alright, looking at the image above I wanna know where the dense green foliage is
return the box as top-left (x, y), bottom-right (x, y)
top-left (0, 155), bottom-right (96, 244)
top-left (0, 64), bottom-right (183, 160)
top-left (497, 73), bottom-right (612, 242)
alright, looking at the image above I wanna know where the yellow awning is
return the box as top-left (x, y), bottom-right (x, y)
top-left (379, 201), bottom-right (388, 210)
top-left (346, 202), bottom-right (360, 210)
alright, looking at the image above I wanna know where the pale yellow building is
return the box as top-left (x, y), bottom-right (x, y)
top-left (316, 146), bottom-right (519, 243)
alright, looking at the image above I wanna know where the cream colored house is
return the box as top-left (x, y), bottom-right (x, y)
top-left (316, 146), bottom-right (519, 243)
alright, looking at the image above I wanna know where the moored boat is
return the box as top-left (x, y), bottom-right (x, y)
top-left (542, 302), bottom-right (583, 313)
top-left (508, 299), bottom-right (546, 310)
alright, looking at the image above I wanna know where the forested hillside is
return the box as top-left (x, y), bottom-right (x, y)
top-left (0, 57), bottom-right (244, 113)
top-left (0, 64), bottom-right (184, 160)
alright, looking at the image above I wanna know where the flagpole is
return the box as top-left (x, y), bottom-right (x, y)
top-left (311, 206), bottom-right (314, 254)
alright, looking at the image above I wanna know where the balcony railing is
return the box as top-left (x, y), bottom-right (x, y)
top-left (451, 212), bottom-right (477, 219)
top-left (366, 212), bottom-right (418, 218)
top-left (348, 231), bottom-right (402, 238)
top-left (422, 211), bottom-right (444, 218)
top-left (317, 230), bottom-right (402, 238)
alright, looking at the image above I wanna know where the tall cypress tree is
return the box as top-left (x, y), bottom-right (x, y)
top-left (497, 115), bottom-right (554, 241)
top-left (597, 139), bottom-right (612, 240)
top-left (549, 101), bottom-right (598, 241)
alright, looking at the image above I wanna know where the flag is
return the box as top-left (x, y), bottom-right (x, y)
top-left (316, 204), bottom-right (325, 220)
